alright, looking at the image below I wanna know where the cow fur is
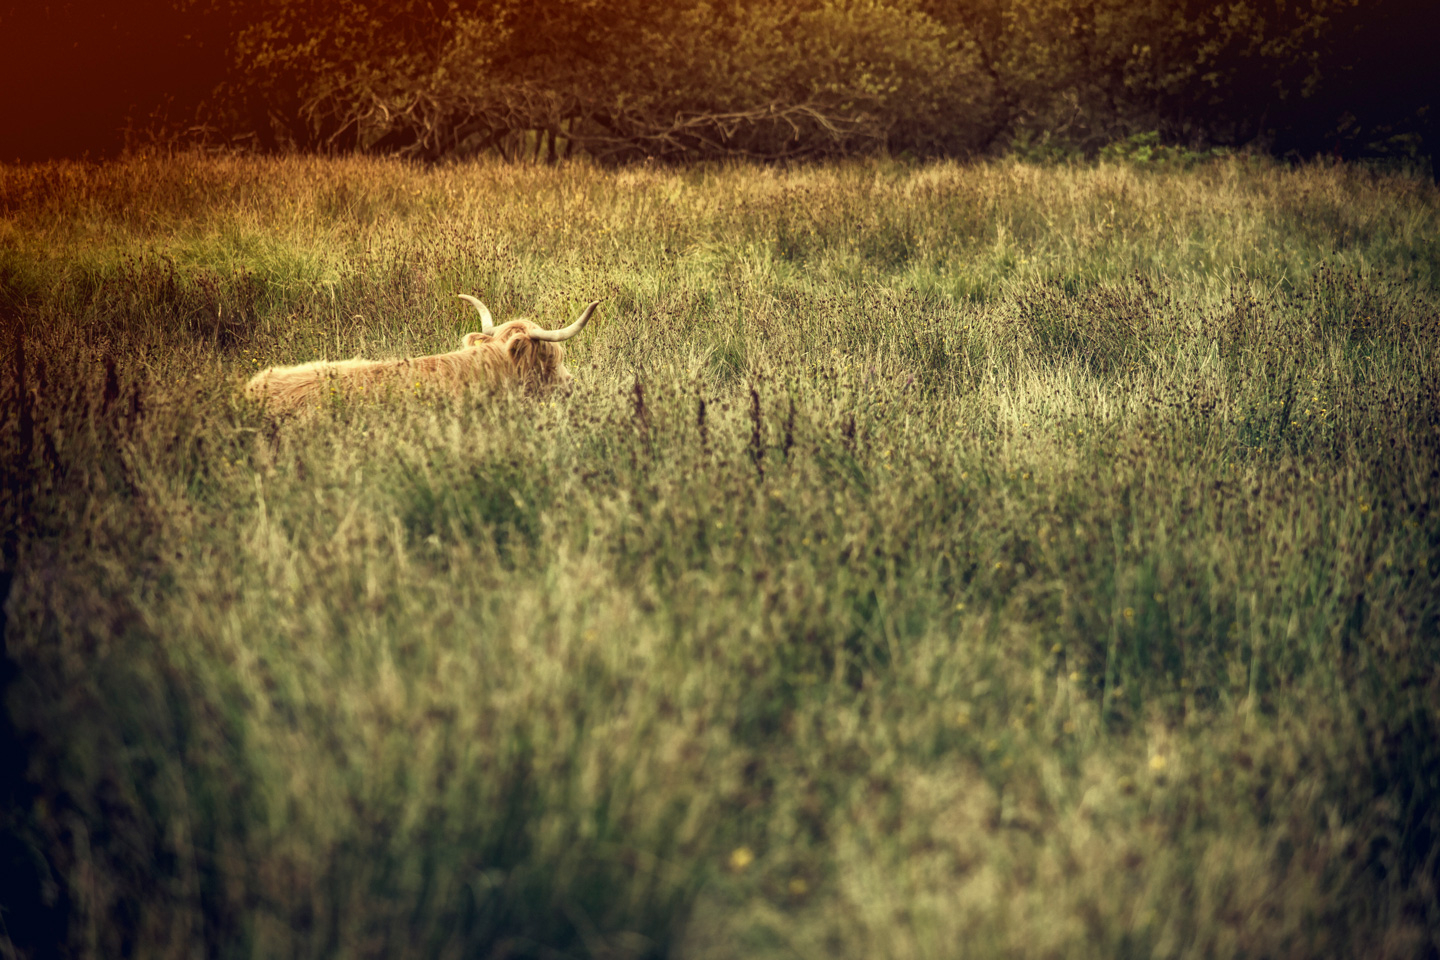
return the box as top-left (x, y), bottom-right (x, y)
top-left (245, 319), bottom-right (575, 412)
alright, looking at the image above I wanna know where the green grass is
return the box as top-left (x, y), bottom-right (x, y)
top-left (2, 152), bottom-right (1438, 959)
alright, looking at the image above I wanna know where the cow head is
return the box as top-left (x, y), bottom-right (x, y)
top-left (458, 296), bottom-right (601, 387)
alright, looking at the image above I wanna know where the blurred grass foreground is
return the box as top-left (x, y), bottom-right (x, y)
top-left (1, 153), bottom-right (1438, 959)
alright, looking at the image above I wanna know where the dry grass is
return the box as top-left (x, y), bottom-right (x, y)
top-left (1, 152), bottom-right (1438, 959)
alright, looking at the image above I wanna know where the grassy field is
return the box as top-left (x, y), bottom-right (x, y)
top-left (1, 152), bottom-right (1438, 959)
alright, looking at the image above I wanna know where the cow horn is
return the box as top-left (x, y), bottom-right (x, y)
top-left (457, 294), bottom-right (495, 334)
top-left (529, 300), bottom-right (601, 342)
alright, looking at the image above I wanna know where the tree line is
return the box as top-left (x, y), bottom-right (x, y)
top-left (2, 0), bottom-right (1434, 166)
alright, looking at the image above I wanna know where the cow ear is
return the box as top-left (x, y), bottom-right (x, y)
top-left (463, 332), bottom-right (486, 348)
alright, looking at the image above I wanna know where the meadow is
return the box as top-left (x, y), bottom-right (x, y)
top-left (1, 152), bottom-right (1438, 959)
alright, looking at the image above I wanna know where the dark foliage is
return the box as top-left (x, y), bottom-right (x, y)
top-left (2, 0), bottom-right (1435, 166)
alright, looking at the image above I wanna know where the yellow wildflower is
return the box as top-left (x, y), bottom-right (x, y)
top-left (728, 847), bottom-right (755, 871)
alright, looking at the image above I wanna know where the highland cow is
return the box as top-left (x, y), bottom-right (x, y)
top-left (244, 295), bottom-right (600, 412)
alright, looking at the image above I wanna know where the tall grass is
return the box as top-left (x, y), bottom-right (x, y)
top-left (2, 153), bottom-right (1438, 959)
